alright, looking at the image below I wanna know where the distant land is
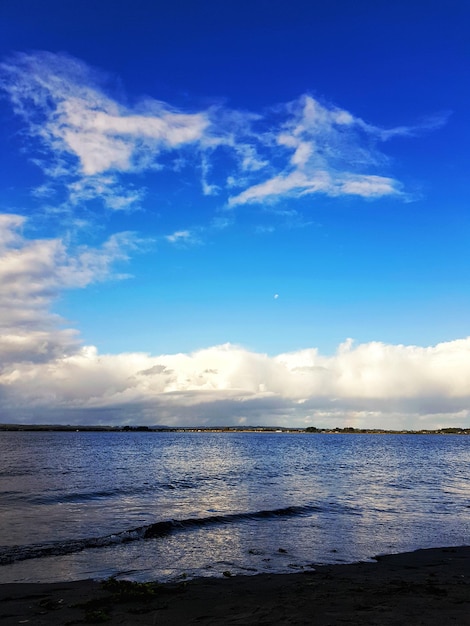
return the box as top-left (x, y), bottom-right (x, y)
top-left (0, 424), bottom-right (469, 435)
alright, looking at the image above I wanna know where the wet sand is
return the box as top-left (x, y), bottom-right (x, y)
top-left (0, 546), bottom-right (469, 625)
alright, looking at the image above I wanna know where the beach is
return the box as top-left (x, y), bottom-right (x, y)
top-left (0, 546), bottom-right (468, 625)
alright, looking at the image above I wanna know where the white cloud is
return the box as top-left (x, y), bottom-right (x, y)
top-left (0, 52), bottom-right (208, 177)
top-left (0, 52), bottom-right (209, 217)
top-left (0, 217), bottom-right (467, 428)
top-left (228, 95), bottom-right (404, 205)
top-left (0, 53), bottom-right (432, 218)
top-left (0, 213), bottom-right (138, 368)
top-left (67, 175), bottom-right (146, 211)
top-left (165, 229), bottom-right (200, 245)
top-left (0, 54), bottom-right (457, 430)
top-left (338, 174), bottom-right (401, 197)
top-left (1, 317), bottom-right (470, 429)
top-left (56, 102), bottom-right (208, 176)
top-left (228, 171), bottom-right (400, 205)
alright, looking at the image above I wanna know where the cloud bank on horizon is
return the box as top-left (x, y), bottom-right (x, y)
top-left (0, 51), bottom-right (468, 430)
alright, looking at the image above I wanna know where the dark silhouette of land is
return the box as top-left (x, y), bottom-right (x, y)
top-left (0, 423), bottom-right (469, 435)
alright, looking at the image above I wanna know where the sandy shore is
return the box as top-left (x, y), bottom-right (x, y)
top-left (0, 546), bottom-right (469, 625)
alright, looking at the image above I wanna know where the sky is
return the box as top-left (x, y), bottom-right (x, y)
top-left (0, 0), bottom-right (469, 429)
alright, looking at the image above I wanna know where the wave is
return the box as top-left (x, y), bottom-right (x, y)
top-left (6, 482), bottom-right (196, 506)
top-left (0, 504), bottom-right (321, 566)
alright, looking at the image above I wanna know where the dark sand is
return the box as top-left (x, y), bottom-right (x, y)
top-left (0, 546), bottom-right (469, 625)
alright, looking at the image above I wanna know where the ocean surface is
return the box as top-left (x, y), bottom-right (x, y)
top-left (0, 431), bottom-right (468, 584)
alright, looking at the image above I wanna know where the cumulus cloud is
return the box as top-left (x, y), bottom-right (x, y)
top-left (0, 215), bottom-right (467, 428)
top-left (0, 213), bottom-right (138, 368)
top-left (0, 53), bottom-right (457, 430)
top-left (0, 52), bottom-right (432, 217)
top-left (1, 322), bottom-right (470, 429)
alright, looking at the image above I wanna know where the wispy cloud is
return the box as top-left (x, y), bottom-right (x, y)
top-left (0, 51), bottom-right (208, 175)
top-left (165, 229), bottom-right (200, 245)
top-left (228, 95), bottom-right (405, 205)
top-left (0, 52), bottom-right (208, 215)
top-left (372, 112), bottom-right (451, 141)
top-left (67, 176), bottom-right (146, 211)
top-left (164, 217), bottom-right (234, 245)
top-left (0, 52), bottom-right (437, 220)
top-left (0, 52), bottom-right (457, 429)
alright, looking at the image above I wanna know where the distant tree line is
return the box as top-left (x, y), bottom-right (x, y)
top-left (0, 424), bottom-right (469, 434)
top-left (305, 426), bottom-right (470, 435)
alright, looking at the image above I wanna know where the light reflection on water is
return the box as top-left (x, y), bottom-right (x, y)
top-left (0, 431), bottom-right (468, 582)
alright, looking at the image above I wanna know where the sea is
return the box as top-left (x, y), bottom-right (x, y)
top-left (0, 431), bottom-right (468, 584)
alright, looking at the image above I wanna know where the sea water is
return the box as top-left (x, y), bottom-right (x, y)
top-left (0, 431), bottom-right (468, 583)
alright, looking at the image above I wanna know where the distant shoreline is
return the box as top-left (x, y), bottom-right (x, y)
top-left (1, 424), bottom-right (469, 435)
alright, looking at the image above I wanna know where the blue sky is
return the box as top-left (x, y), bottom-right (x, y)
top-left (0, 0), bottom-right (469, 428)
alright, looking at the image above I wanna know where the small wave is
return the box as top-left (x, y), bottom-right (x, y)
top-left (0, 504), bottom-right (320, 566)
top-left (30, 488), bottom-right (130, 504)
top-left (25, 480), bottom-right (199, 505)
top-left (143, 505), bottom-right (319, 538)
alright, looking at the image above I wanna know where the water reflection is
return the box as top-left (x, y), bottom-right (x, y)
top-left (0, 432), bottom-right (469, 582)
